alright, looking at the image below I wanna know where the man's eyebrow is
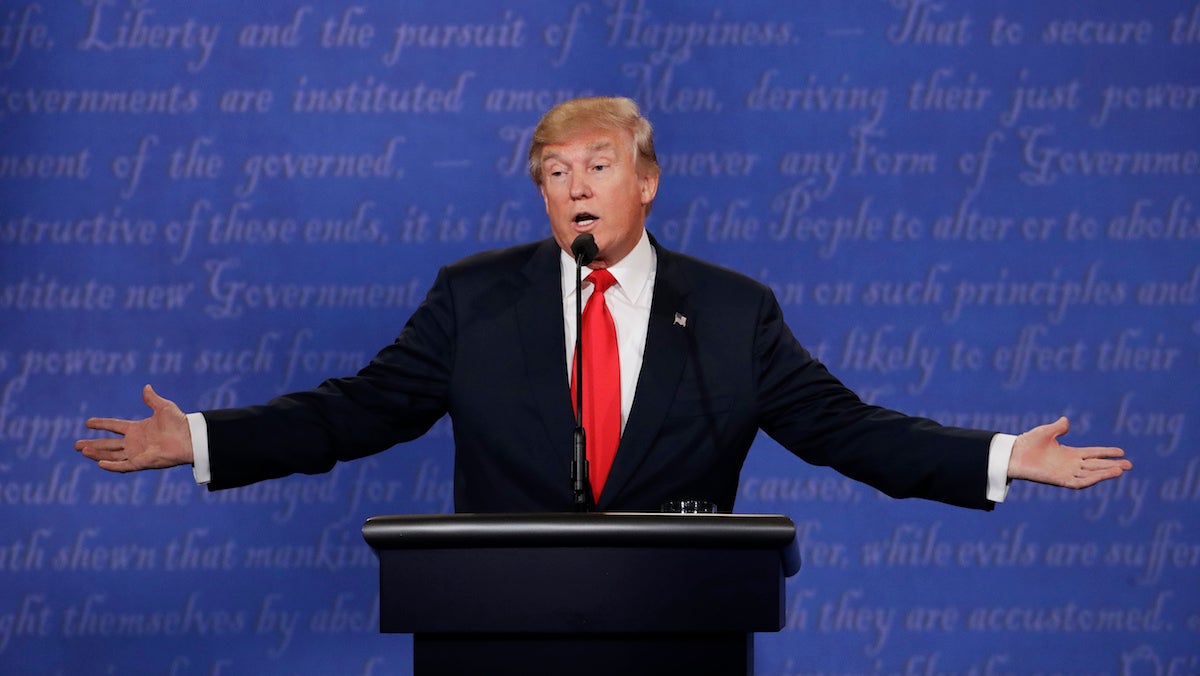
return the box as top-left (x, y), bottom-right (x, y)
top-left (541, 141), bottom-right (618, 165)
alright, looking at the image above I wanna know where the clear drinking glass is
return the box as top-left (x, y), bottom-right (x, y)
top-left (660, 500), bottom-right (718, 513)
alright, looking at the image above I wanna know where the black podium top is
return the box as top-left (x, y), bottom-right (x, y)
top-left (363, 512), bottom-right (801, 576)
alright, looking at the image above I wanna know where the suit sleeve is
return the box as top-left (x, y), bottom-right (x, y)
top-left (752, 288), bottom-right (996, 510)
top-left (202, 267), bottom-right (458, 490)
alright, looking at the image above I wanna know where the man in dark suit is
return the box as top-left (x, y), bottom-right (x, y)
top-left (75, 97), bottom-right (1131, 511)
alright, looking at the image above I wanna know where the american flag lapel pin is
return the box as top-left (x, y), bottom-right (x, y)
top-left (673, 312), bottom-right (687, 327)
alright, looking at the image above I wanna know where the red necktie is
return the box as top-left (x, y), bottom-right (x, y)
top-left (572, 269), bottom-right (620, 500)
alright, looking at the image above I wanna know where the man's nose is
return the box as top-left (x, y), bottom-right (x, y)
top-left (569, 173), bottom-right (592, 199)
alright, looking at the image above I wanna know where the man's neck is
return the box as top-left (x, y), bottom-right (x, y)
top-left (560, 230), bottom-right (654, 301)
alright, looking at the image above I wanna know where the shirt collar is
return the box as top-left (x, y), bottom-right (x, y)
top-left (560, 229), bottom-right (654, 305)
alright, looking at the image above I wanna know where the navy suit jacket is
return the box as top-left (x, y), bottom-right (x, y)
top-left (204, 236), bottom-right (996, 513)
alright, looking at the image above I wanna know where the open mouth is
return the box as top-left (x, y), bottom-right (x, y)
top-left (573, 212), bottom-right (599, 227)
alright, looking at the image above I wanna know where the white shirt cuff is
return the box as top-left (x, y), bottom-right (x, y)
top-left (186, 412), bottom-right (211, 485)
top-left (987, 433), bottom-right (1016, 503)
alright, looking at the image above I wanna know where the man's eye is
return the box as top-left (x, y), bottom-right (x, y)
top-left (593, 164), bottom-right (608, 171)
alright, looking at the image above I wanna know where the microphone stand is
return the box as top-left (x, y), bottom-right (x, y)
top-left (571, 234), bottom-right (597, 512)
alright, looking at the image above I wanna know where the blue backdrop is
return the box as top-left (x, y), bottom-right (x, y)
top-left (2, 1), bottom-right (1198, 673)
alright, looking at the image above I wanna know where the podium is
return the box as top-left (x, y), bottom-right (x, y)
top-left (362, 512), bottom-right (800, 675)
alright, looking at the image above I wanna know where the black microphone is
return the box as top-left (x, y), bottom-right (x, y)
top-left (570, 233), bottom-right (596, 511)
top-left (571, 232), bottom-right (598, 266)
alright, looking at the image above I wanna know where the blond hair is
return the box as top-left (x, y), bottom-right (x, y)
top-left (527, 96), bottom-right (660, 186)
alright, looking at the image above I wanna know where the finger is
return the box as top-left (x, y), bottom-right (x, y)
top-left (1067, 445), bottom-right (1131, 468)
top-left (97, 459), bottom-right (136, 474)
top-left (1074, 465), bottom-right (1125, 488)
top-left (79, 443), bottom-right (134, 462)
top-left (76, 437), bottom-right (126, 453)
top-left (85, 417), bottom-right (133, 435)
top-left (82, 451), bottom-right (127, 467)
top-left (143, 384), bottom-right (168, 411)
top-left (1081, 458), bottom-right (1128, 472)
top-left (1078, 445), bottom-right (1126, 460)
top-left (1057, 441), bottom-right (1125, 458)
top-left (1044, 416), bottom-right (1070, 439)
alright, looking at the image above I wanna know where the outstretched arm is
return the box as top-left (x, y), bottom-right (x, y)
top-left (75, 385), bottom-right (194, 472)
top-left (1007, 416), bottom-right (1131, 489)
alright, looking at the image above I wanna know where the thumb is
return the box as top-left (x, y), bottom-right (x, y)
top-left (1045, 415), bottom-right (1070, 439)
top-left (142, 384), bottom-right (168, 411)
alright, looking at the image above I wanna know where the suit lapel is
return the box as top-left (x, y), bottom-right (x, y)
top-left (597, 242), bottom-right (691, 508)
top-left (514, 239), bottom-right (576, 475)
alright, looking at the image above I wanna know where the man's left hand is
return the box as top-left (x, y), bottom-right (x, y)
top-left (1008, 416), bottom-right (1132, 489)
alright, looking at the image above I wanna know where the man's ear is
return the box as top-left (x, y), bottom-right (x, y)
top-left (639, 172), bottom-right (660, 206)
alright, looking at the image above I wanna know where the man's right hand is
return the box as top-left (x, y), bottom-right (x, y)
top-left (75, 384), bottom-right (194, 472)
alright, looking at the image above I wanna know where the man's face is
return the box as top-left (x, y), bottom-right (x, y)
top-left (539, 127), bottom-right (659, 269)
